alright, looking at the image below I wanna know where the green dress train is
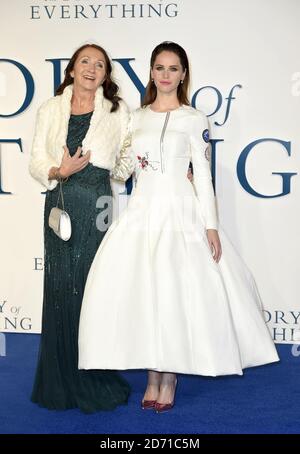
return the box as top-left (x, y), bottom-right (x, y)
top-left (31, 112), bottom-right (130, 412)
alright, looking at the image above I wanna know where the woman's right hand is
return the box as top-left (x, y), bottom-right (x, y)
top-left (59, 146), bottom-right (91, 178)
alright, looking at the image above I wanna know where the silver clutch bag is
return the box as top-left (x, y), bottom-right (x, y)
top-left (48, 180), bottom-right (72, 241)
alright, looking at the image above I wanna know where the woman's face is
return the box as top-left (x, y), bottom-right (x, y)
top-left (151, 50), bottom-right (186, 96)
top-left (71, 47), bottom-right (106, 92)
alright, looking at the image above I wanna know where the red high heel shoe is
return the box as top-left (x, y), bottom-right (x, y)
top-left (155, 379), bottom-right (177, 413)
top-left (141, 399), bottom-right (156, 410)
top-left (154, 401), bottom-right (174, 413)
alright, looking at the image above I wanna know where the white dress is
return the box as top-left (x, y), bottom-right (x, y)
top-left (78, 105), bottom-right (279, 376)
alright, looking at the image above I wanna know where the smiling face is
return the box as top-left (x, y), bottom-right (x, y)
top-left (70, 46), bottom-right (106, 93)
top-left (151, 50), bottom-right (186, 96)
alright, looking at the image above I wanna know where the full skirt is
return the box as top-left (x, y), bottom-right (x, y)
top-left (79, 172), bottom-right (279, 376)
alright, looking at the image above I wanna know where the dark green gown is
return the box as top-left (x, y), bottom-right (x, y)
top-left (31, 112), bottom-right (130, 412)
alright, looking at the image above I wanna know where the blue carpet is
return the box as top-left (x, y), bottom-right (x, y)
top-left (0, 333), bottom-right (299, 434)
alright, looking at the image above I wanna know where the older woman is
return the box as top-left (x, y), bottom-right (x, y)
top-left (29, 44), bottom-right (132, 412)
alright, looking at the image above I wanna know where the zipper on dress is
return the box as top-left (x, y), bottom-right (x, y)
top-left (159, 111), bottom-right (170, 173)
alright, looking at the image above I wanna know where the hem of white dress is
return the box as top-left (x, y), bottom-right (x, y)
top-left (78, 356), bottom-right (279, 377)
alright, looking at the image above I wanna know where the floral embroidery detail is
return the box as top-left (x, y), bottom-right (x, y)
top-left (137, 152), bottom-right (159, 171)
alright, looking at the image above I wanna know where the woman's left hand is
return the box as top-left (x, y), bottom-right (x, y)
top-left (206, 229), bottom-right (222, 262)
top-left (187, 168), bottom-right (193, 182)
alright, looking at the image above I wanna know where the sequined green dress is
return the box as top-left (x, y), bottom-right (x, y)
top-left (31, 112), bottom-right (130, 412)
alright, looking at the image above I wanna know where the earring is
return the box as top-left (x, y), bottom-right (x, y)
top-left (180, 80), bottom-right (183, 84)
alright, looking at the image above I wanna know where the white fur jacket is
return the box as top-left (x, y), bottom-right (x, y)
top-left (29, 84), bottom-right (134, 190)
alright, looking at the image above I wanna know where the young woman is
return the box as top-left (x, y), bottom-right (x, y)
top-left (78, 42), bottom-right (279, 412)
top-left (29, 44), bottom-right (132, 412)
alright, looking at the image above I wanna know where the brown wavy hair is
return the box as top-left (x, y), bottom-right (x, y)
top-left (142, 41), bottom-right (190, 107)
top-left (55, 44), bottom-right (121, 112)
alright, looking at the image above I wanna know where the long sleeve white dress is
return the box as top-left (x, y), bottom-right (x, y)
top-left (78, 105), bottom-right (279, 376)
